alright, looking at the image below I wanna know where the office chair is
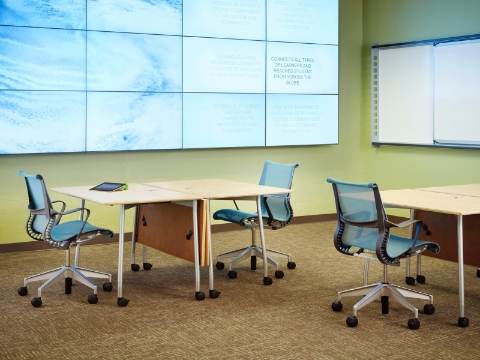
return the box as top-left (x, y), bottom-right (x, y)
top-left (327, 178), bottom-right (440, 329)
top-left (213, 161), bottom-right (298, 284)
top-left (17, 171), bottom-right (114, 307)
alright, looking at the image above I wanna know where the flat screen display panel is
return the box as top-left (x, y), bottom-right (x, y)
top-left (0, 0), bottom-right (338, 154)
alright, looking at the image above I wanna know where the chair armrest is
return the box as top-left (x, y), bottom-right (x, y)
top-left (58, 207), bottom-right (91, 239)
top-left (51, 200), bottom-right (66, 225)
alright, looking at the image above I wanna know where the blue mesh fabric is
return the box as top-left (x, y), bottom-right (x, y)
top-left (336, 182), bottom-right (378, 248)
top-left (23, 173), bottom-right (49, 234)
top-left (212, 160), bottom-right (297, 226)
top-left (213, 209), bottom-right (256, 226)
top-left (51, 220), bottom-right (114, 242)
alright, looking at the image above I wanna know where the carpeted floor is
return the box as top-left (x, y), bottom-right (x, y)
top-left (1, 221), bottom-right (479, 359)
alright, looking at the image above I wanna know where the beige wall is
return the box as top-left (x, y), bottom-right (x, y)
top-left (362, 0), bottom-right (480, 214)
top-left (0, 0), bottom-right (364, 245)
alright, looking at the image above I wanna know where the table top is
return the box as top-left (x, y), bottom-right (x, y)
top-left (382, 185), bottom-right (480, 216)
top-left (52, 179), bottom-right (292, 205)
top-left (145, 179), bottom-right (292, 200)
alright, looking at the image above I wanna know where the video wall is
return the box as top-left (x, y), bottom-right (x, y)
top-left (0, 0), bottom-right (339, 154)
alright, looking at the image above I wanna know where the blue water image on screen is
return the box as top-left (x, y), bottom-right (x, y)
top-left (0, 0), bottom-right (86, 29)
top-left (183, 37), bottom-right (266, 94)
top-left (0, 26), bottom-right (86, 91)
top-left (87, 32), bottom-right (182, 92)
top-left (267, 0), bottom-right (338, 45)
top-left (0, 91), bottom-right (87, 154)
top-left (183, 0), bottom-right (265, 40)
top-left (266, 94), bottom-right (338, 146)
top-left (183, 93), bottom-right (265, 149)
top-left (86, 92), bottom-right (182, 151)
top-left (266, 42), bottom-right (338, 95)
top-left (87, 0), bottom-right (182, 35)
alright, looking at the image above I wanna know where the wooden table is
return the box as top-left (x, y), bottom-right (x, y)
top-left (52, 179), bottom-right (292, 306)
top-left (381, 185), bottom-right (480, 327)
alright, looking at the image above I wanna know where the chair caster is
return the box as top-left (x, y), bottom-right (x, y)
top-left (31, 297), bottom-right (42, 307)
top-left (102, 282), bottom-right (113, 292)
top-left (331, 301), bottom-right (343, 312)
top-left (287, 261), bottom-right (296, 269)
top-left (408, 318), bottom-right (420, 329)
top-left (424, 304), bottom-right (435, 315)
top-left (117, 297), bottom-right (129, 307)
top-left (88, 294), bottom-right (98, 304)
top-left (143, 262), bottom-right (153, 270)
top-left (405, 276), bottom-right (415, 285)
top-left (346, 316), bottom-right (358, 327)
top-left (477, 269), bottom-right (480, 278)
top-left (458, 317), bottom-right (469, 328)
top-left (227, 270), bottom-right (237, 279)
top-left (18, 286), bottom-right (28, 296)
top-left (131, 264), bottom-right (140, 272)
top-left (209, 289), bottom-right (221, 299)
top-left (216, 262), bottom-right (225, 270)
top-left (274, 270), bottom-right (284, 279)
top-left (263, 277), bottom-right (273, 285)
top-left (195, 291), bottom-right (205, 301)
top-left (416, 275), bottom-right (426, 284)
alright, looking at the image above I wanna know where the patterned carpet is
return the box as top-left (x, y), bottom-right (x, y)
top-left (1, 221), bottom-right (479, 359)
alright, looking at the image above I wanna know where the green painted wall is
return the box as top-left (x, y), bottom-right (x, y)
top-left (362, 0), bottom-right (480, 217)
top-left (0, 0), bottom-right (364, 245)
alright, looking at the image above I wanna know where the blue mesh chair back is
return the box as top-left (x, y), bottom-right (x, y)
top-left (327, 177), bottom-right (440, 265)
top-left (19, 171), bottom-right (55, 241)
top-left (333, 180), bottom-right (380, 249)
top-left (257, 160), bottom-right (297, 222)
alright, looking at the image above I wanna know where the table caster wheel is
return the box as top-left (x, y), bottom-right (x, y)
top-left (131, 264), bottom-right (140, 272)
top-left (406, 276), bottom-right (415, 285)
top-left (209, 289), bottom-right (221, 299)
top-left (143, 262), bottom-right (152, 270)
top-left (195, 291), bottom-right (205, 301)
top-left (416, 275), bottom-right (426, 284)
top-left (458, 317), bottom-right (469, 327)
top-left (117, 297), bottom-right (129, 307)
top-left (263, 277), bottom-right (273, 285)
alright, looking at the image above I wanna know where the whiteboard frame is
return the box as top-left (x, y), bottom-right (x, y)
top-left (371, 33), bottom-right (480, 149)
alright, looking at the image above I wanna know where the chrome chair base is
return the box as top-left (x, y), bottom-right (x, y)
top-left (217, 244), bottom-right (291, 271)
top-left (22, 265), bottom-right (112, 297)
top-left (338, 282), bottom-right (433, 318)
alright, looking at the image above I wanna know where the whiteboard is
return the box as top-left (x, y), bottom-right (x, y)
top-left (434, 40), bottom-right (480, 145)
top-left (372, 34), bottom-right (480, 148)
top-left (377, 45), bottom-right (434, 145)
